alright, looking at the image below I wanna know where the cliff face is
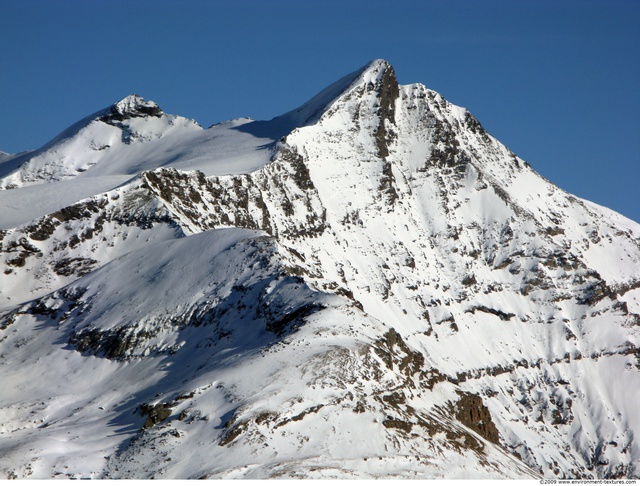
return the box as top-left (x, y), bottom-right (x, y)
top-left (1, 60), bottom-right (639, 479)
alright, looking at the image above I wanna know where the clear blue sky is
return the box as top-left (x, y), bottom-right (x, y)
top-left (1, 0), bottom-right (639, 222)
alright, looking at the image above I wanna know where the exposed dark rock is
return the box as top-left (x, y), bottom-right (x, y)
top-left (280, 147), bottom-right (315, 191)
top-left (382, 418), bottom-right (412, 432)
top-left (53, 257), bottom-right (97, 277)
top-left (24, 218), bottom-right (60, 241)
top-left (70, 327), bottom-right (139, 360)
top-left (254, 411), bottom-right (280, 426)
top-left (276, 404), bottom-right (325, 428)
top-left (383, 391), bottom-right (406, 406)
top-left (612, 278), bottom-right (640, 297)
top-left (466, 305), bottom-right (515, 321)
top-left (373, 63), bottom-right (400, 159)
top-left (461, 274), bottom-right (477, 286)
top-left (428, 119), bottom-right (461, 169)
top-left (219, 416), bottom-right (249, 446)
top-left (4, 237), bottom-right (42, 267)
top-left (264, 302), bottom-right (324, 335)
top-left (464, 110), bottom-right (487, 137)
top-left (373, 328), bottom-right (426, 380)
top-left (143, 163), bottom-right (327, 240)
top-left (51, 199), bottom-right (107, 222)
top-left (545, 226), bottom-right (565, 237)
top-left (138, 402), bottom-right (173, 429)
top-left (455, 392), bottom-right (500, 444)
top-left (578, 280), bottom-right (615, 306)
top-left (378, 160), bottom-right (399, 205)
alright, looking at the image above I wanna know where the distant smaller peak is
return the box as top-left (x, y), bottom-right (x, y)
top-left (100, 94), bottom-right (163, 124)
top-left (114, 94), bottom-right (161, 114)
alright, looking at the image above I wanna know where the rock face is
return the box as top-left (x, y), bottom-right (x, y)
top-left (0, 60), bottom-right (639, 480)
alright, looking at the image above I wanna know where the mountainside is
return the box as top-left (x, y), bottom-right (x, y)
top-left (1, 60), bottom-right (639, 479)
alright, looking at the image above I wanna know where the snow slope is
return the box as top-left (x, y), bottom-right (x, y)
top-left (0, 95), bottom-right (299, 228)
top-left (1, 60), bottom-right (639, 479)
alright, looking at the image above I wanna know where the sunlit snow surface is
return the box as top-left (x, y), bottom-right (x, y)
top-left (0, 60), bottom-right (639, 479)
top-left (0, 118), bottom-right (279, 229)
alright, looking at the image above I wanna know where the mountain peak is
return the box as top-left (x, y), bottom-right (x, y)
top-left (2, 61), bottom-right (640, 479)
top-left (359, 58), bottom-right (394, 80)
top-left (275, 59), bottom-right (398, 132)
top-left (357, 59), bottom-right (399, 110)
top-left (100, 94), bottom-right (163, 124)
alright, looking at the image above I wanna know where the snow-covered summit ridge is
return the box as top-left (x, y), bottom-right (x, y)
top-left (100, 94), bottom-right (164, 123)
top-left (0, 62), bottom-right (397, 193)
top-left (275, 59), bottom-right (396, 129)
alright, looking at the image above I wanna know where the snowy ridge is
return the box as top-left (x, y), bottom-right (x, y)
top-left (0, 60), bottom-right (639, 479)
top-left (274, 58), bottom-right (391, 129)
top-left (0, 95), bottom-right (201, 189)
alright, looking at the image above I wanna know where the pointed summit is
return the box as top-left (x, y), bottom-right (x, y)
top-left (358, 59), bottom-right (397, 86)
top-left (99, 94), bottom-right (163, 124)
top-left (352, 59), bottom-right (400, 129)
top-left (363, 60), bottom-right (400, 157)
top-left (273, 59), bottom-right (399, 134)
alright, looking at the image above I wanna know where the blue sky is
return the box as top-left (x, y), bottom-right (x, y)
top-left (1, 0), bottom-right (639, 222)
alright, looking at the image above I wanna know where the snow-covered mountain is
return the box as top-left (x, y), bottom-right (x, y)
top-left (1, 60), bottom-right (638, 479)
